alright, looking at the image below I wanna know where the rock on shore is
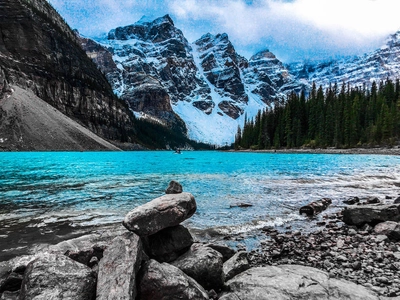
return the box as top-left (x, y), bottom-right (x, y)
top-left (220, 265), bottom-right (385, 300)
top-left (1, 182), bottom-right (399, 299)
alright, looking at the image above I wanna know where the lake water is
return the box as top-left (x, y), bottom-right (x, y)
top-left (1, 151), bottom-right (400, 260)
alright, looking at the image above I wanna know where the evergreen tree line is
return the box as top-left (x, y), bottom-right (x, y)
top-left (235, 79), bottom-right (400, 149)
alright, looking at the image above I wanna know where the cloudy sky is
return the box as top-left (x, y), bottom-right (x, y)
top-left (47, 0), bottom-right (400, 62)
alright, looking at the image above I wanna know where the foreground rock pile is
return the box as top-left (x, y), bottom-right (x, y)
top-left (0, 183), bottom-right (399, 299)
top-left (250, 202), bottom-right (400, 298)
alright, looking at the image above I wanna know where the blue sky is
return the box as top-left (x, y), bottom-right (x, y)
top-left (47, 0), bottom-right (400, 62)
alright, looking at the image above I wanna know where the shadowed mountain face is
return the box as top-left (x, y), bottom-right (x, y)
top-left (0, 0), bottom-right (137, 150)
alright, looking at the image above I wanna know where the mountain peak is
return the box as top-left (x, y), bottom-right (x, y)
top-left (108, 14), bottom-right (180, 42)
top-left (250, 49), bottom-right (277, 61)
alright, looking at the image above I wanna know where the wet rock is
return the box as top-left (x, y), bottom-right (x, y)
top-left (123, 192), bottom-right (197, 236)
top-left (223, 251), bottom-right (250, 281)
top-left (138, 259), bottom-right (209, 300)
top-left (366, 197), bottom-right (380, 204)
top-left (220, 265), bottom-right (382, 300)
top-left (142, 225), bottom-right (193, 263)
top-left (343, 197), bottom-right (360, 205)
top-left (299, 198), bottom-right (332, 216)
top-left (171, 243), bottom-right (224, 291)
top-left (19, 253), bottom-right (96, 300)
top-left (229, 203), bottom-right (253, 208)
top-left (96, 232), bottom-right (144, 300)
top-left (165, 180), bottom-right (183, 194)
top-left (342, 204), bottom-right (400, 226)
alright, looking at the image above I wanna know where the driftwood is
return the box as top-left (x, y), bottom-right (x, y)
top-left (299, 198), bottom-right (332, 216)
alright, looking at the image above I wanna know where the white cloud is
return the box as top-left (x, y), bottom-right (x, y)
top-left (169, 0), bottom-right (400, 60)
top-left (48, 0), bottom-right (400, 62)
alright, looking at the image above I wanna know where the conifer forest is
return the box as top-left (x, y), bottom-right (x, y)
top-left (235, 79), bottom-right (400, 149)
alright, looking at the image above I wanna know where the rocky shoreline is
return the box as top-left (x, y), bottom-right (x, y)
top-left (0, 182), bottom-right (399, 299)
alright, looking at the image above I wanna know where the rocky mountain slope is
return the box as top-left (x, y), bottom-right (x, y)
top-left (288, 31), bottom-right (400, 88)
top-left (80, 15), bottom-right (400, 146)
top-left (82, 15), bottom-right (303, 145)
top-left (0, 86), bottom-right (120, 151)
top-left (0, 0), bottom-right (137, 150)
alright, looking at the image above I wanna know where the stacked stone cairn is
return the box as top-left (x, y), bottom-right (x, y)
top-left (0, 181), bottom-right (248, 300)
top-left (1, 182), bottom-right (399, 299)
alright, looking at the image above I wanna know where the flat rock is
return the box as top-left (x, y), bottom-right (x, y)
top-left (19, 253), bottom-right (96, 300)
top-left (138, 259), bottom-right (209, 300)
top-left (142, 225), bottom-right (193, 263)
top-left (171, 243), bottom-right (224, 291)
top-left (96, 232), bottom-right (144, 300)
top-left (220, 265), bottom-right (383, 300)
top-left (123, 192), bottom-right (197, 236)
top-left (342, 204), bottom-right (400, 226)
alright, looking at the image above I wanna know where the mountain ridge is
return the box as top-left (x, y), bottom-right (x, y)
top-left (82, 15), bottom-right (304, 145)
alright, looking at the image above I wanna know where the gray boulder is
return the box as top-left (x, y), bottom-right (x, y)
top-left (171, 243), bottom-right (224, 291)
top-left (374, 221), bottom-right (400, 241)
top-left (165, 180), bottom-right (183, 194)
top-left (142, 225), bottom-right (193, 263)
top-left (19, 253), bottom-right (96, 300)
top-left (123, 192), bottom-right (197, 236)
top-left (138, 259), bottom-right (209, 300)
top-left (223, 251), bottom-right (250, 281)
top-left (342, 204), bottom-right (400, 226)
top-left (220, 265), bottom-right (382, 300)
top-left (96, 232), bottom-right (144, 300)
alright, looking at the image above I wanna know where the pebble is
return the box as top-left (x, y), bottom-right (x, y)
top-left (248, 212), bottom-right (400, 297)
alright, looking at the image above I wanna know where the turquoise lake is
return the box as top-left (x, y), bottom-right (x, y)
top-left (1, 151), bottom-right (400, 260)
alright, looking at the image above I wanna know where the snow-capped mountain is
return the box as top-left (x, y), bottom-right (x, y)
top-left (288, 31), bottom-right (400, 88)
top-left (80, 15), bottom-right (301, 145)
top-left (243, 50), bottom-right (307, 103)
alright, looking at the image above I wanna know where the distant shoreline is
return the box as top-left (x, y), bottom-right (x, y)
top-left (232, 147), bottom-right (400, 155)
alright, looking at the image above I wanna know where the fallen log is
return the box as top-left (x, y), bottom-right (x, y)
top-left (299, 198), bottom-right (332, 216)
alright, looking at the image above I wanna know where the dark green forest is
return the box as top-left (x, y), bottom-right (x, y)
top-left (235, 79), bottom-right (400, 150)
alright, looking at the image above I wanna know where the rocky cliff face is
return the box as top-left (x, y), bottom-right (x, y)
top-left (193, 33), bottom-right (249, 119)
top-left (0, 0), bottom-right (136, 149)
top-left (90, 15), bottom-right (194, 134)
top-left (243, 50), bottom-right (307, 104)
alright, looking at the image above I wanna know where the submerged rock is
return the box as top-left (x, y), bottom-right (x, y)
top-left (171, 243), bottom-right (225, 291)
top-left (138, 259), bottom-right (209, 300)
top-left (299, 198), bottom-right (332, 216)
top-left (123, 192), bottom-right (197, 236)
top-left (220, 265), bottom-right (382, 300)
top-left (19, 253), bottom-right (96, 300)
top-left (96, 232), bottom-right (144, 300)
